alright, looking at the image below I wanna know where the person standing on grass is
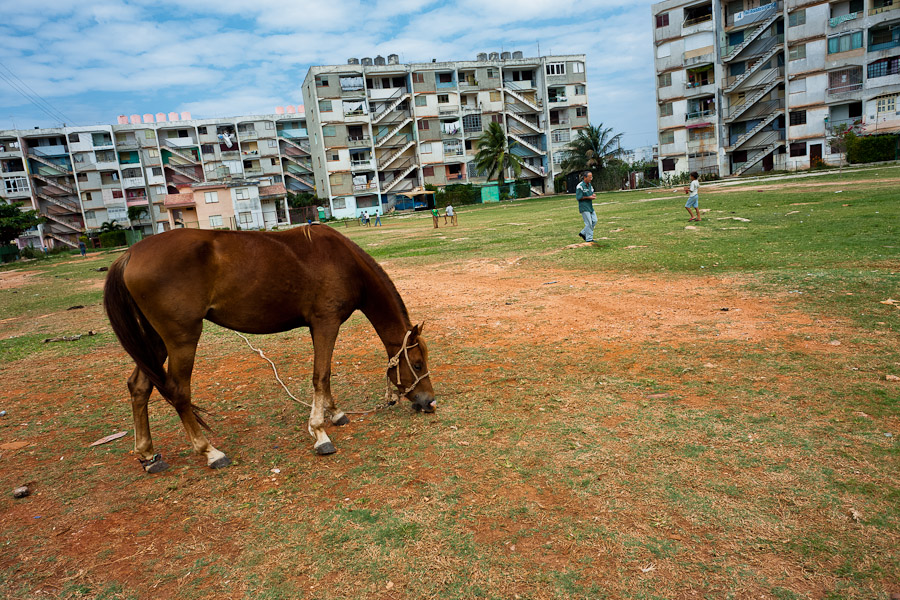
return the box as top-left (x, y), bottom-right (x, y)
top-left (684, 171), bottom-right (701, 222)
top-left (445, 204), bottom-right (456, 226)
top-left (374, 211), bottom-right (382, 226)
top-left (78, 239), bottom-right (87, 257)
top-left (576, 171), bottom-right (597, 243)
top-left (431, 207), bottom-right (440, 229)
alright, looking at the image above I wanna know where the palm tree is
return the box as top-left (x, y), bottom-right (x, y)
top-left (560, 124), bottom-right (624, 183)
top-left (98, 220), bottom-right (122, 233)
top-left (127, 206), bottom-right (148, 230)
top-left (474, 122), bottom-right (523, 190)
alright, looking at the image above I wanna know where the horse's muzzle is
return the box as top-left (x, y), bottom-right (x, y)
top-left (411, 393), bottom-right (436, 413)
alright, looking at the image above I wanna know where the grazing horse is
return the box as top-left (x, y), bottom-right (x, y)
top-left (103, 224), bottom-right (435, 473)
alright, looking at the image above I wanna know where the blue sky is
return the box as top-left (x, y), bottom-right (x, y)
top-left (0, 0), bottom-right (657, 149)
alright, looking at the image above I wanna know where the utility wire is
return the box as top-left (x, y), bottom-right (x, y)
top-left (0, 61), bottom-right (75, 126)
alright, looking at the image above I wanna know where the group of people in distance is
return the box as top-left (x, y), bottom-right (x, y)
top-left (431, 205), bottom-right (456, 228)
top-left (359, 211), bottom-right (382, 227)
top-left (574, 169), bottom-right (701, 243)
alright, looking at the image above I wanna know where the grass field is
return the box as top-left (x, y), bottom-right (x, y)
top-left (0, 166), bottom-right (898, 599)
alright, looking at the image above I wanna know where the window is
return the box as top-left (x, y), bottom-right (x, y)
top-left (574, 85), bottom-right (586, 95)
top-left (145, 130), bottom-right (155, 139)
top-left (656, 12), bottom-right (669, 28)
top-left (319, 100), bottom-right (332, 112)
top-left (205, 191), bottom-right (218, 203)
top-left (462, 114), bottom-right (482, 132)
top-left (112, 190), bottom-right (123, 199)
top-left (322, 126), bottom-right (336, 137)
top-left (438, 94), bottom-right (449, 104)
top-left (487, 68), bottom-right (498, 78)
top-left (209, 215), bottom-right (223, 227)
top-left (332, 197), bottom-right (346, 210)
top-left (791, 78), bottom-right (807, 93)
top-left (4, 176), bottom-right (28, 193)
top-left (789, 142), bottom-right (807, 157)
top-left (417, 119), bottom-right (430, 130)
top-left (328, 152), bottom-right (339, 161)
top-left (235, 187), bottom-right (249, 200)
top-left (415, 95), bottom-right (427, 106)
top-left (575, 107), bottom-right (587, 118)
top-left (148, 149), bottom-right (159, 158)
top-left (84, 210), bottom-right (95, 221)
top-left (421, 143), bottom-right (432, 153)
top-left (551, 129), bottom-right (570, 143)
top-left (268, 139), bottom-right (277, 148)
top-left (437, 72), bottom-right (453, 84)
top-left (315, 75), bottom-right (329, 87)
top-left (546, 63), bottom-right (565, 76)
top-left (489, 91), bottom-right (501, 102)
top-left (876, 95), bottom-right (897, 113)
top-left (660, 130), bottom-right (675, 145)
top-left (239, 212), bottom-right (253, 226)
top-left (270, 158), bottom-right (279, 166)
top-left (658, 72), bottom-right (672, 88)
top-left (331, 173), bottom-right (343, 185)
top-left (151, 167), bottom-right (162, 176)
top-left (412, 72), bottom-right (425, 84)
top-left (265, 121), bottom-right (274, 129)
top-left (662, 158), bottom-right (676, 172)
top-left (573, 62), bottom-right (585, 74)
top-left (827, 31), bottom-right (863, 54)
top-left (789, 110), bottom-right (807, 126)
top-left (659, 102), bottom-right (673, 117)
top-left (422, 166), bottom-right (434, 177)
top-left (869, 57), bottom-right (900, 79)
top-left (197, 126), bottom-right (207, 134)
top-left (789, 44), bottom-right (806, 61)
top-left (788, 9), bottom-right (805, 27)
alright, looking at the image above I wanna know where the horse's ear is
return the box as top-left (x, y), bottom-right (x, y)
top-left (418, 320), bottom-right (426, 333)
top-left (410, 321), bottom-right (425, 340)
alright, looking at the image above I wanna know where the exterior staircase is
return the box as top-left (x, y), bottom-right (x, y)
top-left (503, 87), bottom-right (540, 112)
top-left (28, 152), bottom-right (72, 175)
top-left (280, 136), bottom-right (310, 154)
top-left (382, 163), bottom-right (418, 192)
top-left (509, 133), bottom-right (545, 155)
top-left (285, 171), bottom-right (314, 189)
top-left (376, 119), bottom-right (413, 148)
top-left (32, 173), bottom-right (75, 194)
top-left (43, 212), bottom-right (81, 232)
top-left (520, 161), bottom-right (545, 177)
top-left (378, 141), bottom-right (415, 168)
top-left (507, 111), bottom-right (541, 133)
top-left (282, 154), bottom-right (312, 171)
top-left (723, 40), bottom-right (782, 93)
top-left (163, 140), bottom-right (199, 163)
top-left (165, 162), bottom-right (202, 182)
top-left (37, 191), bottom-right (78, 212)
top-left (724, 75), bottom-right (782, 123)
top-left (47, 232), bottom-right (77, 248)
top-left (733, 138), bottom-right (785, 177)
top-left (373, 92), bottom-right (410, 124)
top-left (530, 186), bottom-right (543, 196)
top-left (726, 111), bottom-right (781, 151)
top-left (722, 11), bottom-right (781, 62)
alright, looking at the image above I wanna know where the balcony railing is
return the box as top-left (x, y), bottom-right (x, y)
top-left (347, 135), bottom-right (371, 148)
top-left (826, 82), bottom-right (863, 95)
top-left (825, 118), bottom-right (863, 133)
top-left (828, 12), bottom-right (859, 27)
top-left (350, 159), bottom-right (375, 170)
top-left (353, 181), bottom-right (378, 191)
top-left (685, 109), bottom-right (716, 121)
top-left (549, 96), bottom-right (568, 103)
top-left (238, 130), bottom-right (258, 139)
top-left (683, 14), bottom-right (713, 27)
top-left (869, 39), bottom-right (900, 52)
top-left (684, 52), bottom-right (715, 67)
top-left (870, 3), bottom-right (900, 16)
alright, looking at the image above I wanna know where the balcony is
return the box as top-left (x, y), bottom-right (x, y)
top-left (122, 176), bottom-right (145, 188)
top-left (347, 135), bottom-right (372, 148)
top-left (725, 1), bottom-right (778, 28)
top-left (30, 145), bottom-right (68, 157)
top-left (548, 96), bottom-right (569, 104)
top-left (350, 158), bottom-right (375, 171)
top-left (828, 12), bottom-right (859, 28)
top-left (368, 87), bottom-right (407, 100)
top-left (683, 50), bottom-right (715, 68)
top-left (241, 150), bottom-right (260, 158)
top-left (278, 128), bottom-right (308, 138)
top-left (685, 109), bottom-right (716, 123)
top-left (243, 167), bottom-right (263, 176)
top-left (164, 193), bottom-right (195, 208)
top-left (870, 3), bottom-right (900, 16)
top-left (238, 130), bottom-right (258, 140)
top-left (353, 181), bottom-right (378, 191)
top-left (438, 105), bottom-right (460, 116)
top-left (869, 39), bottom-right (900, 53)
top-left (827, 81), bottom-right (863, 96)
top-left (125, 196), bottom-right (148, 207)
top-left (503, 80), bottom-right (535, 91)
top-left (435, 76), bottom-right (457, 89)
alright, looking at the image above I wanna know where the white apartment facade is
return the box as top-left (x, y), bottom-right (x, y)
top-left (652, 0), bottom-right (900, 178)
top-left (0, 110), bottom-right (310, 249)
top-left (302, 52), bottom-right (589, 219)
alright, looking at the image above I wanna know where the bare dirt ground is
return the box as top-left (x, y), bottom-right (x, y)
top-left (0, 257), bottom-right (895, 599)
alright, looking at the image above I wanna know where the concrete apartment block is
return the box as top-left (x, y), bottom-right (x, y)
top-left (652, 0), bottom-right (900, 178)
top-left (302, 52), bottom-right (588, 220)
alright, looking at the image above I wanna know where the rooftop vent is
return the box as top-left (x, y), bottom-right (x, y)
top-left (501, 51), bottom-right (511, 60)
top-left (512, 50), bottom-right (523, 59)
top-left (348, 57), bottom-right (360, 64)
top-left (374, 55), bottom-right (386, 65)
top-left (489, 52), bottom-right (500, 61)
top-left (387, 53), bottom-right (399, 64)
top-left (477, 52), bottom-right (488, 61)
top-left (361, 57), bottom-right (373, 65)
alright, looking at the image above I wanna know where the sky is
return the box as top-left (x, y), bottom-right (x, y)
top-left (0, 0), bottom-right (658, 150)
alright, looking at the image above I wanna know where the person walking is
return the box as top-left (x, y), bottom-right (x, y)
top-left (78, 239), bottom-right (87, 257)
top-left (374, 211), bottom-right (382, 226)
top-left (576, 171), bottom-right (597, 243)
top-left (445, 204), bottom-right (456, 226)
top-left (684, 171), bottom-right (701, 222)
top-left (431, 207), bottom-right (440, 229)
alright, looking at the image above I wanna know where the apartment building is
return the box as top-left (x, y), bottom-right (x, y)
top-left (0, 109), bottom-right (310, 249)
top-left (302, 52), bottom-right (589, 219)
top-left (652, 0), bottom-right (900, 178)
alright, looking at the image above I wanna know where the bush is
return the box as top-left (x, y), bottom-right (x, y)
top-left (435, 183), bottom-right (480, 207)
top-left (846, 133), bottom-right (899, 164)
top-left (99, 230), bottom-right (127, 248)
top-left (514, 180), bottom-right (531, 199)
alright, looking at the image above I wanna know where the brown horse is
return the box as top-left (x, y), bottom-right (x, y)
top-left (103, 224), bottom-right (435, 473)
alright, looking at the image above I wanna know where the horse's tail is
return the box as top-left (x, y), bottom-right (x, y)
top-left (103, 253), bottom-right (211, 430)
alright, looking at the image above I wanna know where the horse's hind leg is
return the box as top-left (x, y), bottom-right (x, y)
top-left (308, 323), bottom-right (344, 454)
top-left (128, 365), bottom-right (169, 474)
top-left (166, 337), bottom-right (231, 469)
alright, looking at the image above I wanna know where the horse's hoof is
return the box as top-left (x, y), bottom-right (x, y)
top-left (334, 415), bottom-right (350, 426)
top-left (209, 456), bottom-right (232, 469)
top-left (139, 454), bottom-right (169, 474)
top-left (315, 442), bottom-right (336, 455)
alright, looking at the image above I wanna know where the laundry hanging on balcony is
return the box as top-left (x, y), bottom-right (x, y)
top-left (340, 76), bottom-right (364, 91)
top-left (218, 132), bottom-right (236, 148)
top-left (352, 174), bottom-right (368, 186)
top-left (344, 100), bottom-right (368, 115)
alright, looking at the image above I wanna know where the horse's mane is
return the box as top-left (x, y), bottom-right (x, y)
top-left (332, 229), bottom-right (411, 326)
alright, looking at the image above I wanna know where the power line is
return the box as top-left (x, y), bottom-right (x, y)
top-left (0, 61), bottom-right (75, 125)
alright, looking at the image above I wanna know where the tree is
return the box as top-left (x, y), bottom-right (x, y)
top-left (827, 123), bottom-right (854, 174)
top-left (474, 122), bottom-right (523, 190)
top-left (560, 124), bottom-right (624, 189)
top-left (127, 206), bottom-right (149, 230)
top-left (99, 220), bottom-right (123, 233)
top-left (0, 200), bottom-right (43, 245)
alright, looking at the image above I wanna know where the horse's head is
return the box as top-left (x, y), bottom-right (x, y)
top-left (388, 323), bottom-right (435, 413)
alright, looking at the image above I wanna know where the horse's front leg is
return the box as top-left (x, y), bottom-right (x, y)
top-left (308, 323), bottom-right (342, 455)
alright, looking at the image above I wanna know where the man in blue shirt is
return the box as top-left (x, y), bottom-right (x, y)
top-left (575, 171), bottom-right (597, 243)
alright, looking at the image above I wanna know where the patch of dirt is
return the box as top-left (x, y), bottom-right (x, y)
top-left (0, 269), bottom-right (41, 290)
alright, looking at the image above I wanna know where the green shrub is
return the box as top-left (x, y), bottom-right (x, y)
top-left (514, 180), bottom-right (531, 199)
top-left (99, 230), bottom-right (127, 248)
top-left (846, 133), bottom-right (899, 164)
